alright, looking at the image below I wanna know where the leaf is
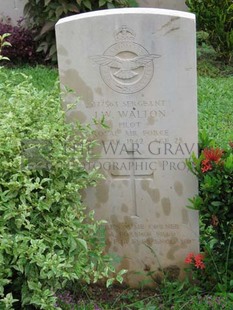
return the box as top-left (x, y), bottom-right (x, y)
top-left (55, 6), bottom-right (64, 18)
top-left (23, 3), bottom-right (31, 16)
top-left (224, 154), bottom-right (233, 171)
top-left (128, 0), bottom-right (138, 7)
top-left (211, 201), bottom-right (222, 207)
top-left (99, 0), bottom-right (107, 6)
top-left (44, 0), bottom-right (52, 5)
top-left (77, 238), bottom-right (87, 251)
top-left (36, 42), bottom-right (49, 53)
top-left (106, 278), bottom-right (114, 287)
top-left (2, 41), bottom-right (12, 47)
top-left (27, 281), bottom-right (41, 291)
top-left (1, 33), bottom-right (11, 40)
top-left (83, 0), bottom-right (92, 10)
top-left (69, 236), bottom-right (77, 253)
top-left (48, 44), bottom-right (57, 57)
top-left (40, 21), bottom-right (56, 36)
top-left (0, 56), bottom-right (10, 61)
top-left (117, 269), bottom-right (127, 276)
top-left (107, 3), bottom-right (115, 9)
top-left (116, 274), bottom-right (124, 283)
top-left (67, 4), bottom-right (79, 13)
top-left (187, 196), bottom-right (203, 210)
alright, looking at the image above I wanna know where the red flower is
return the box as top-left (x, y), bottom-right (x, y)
top-left (194, 254), bottom-right (205, 269)
top-left (202, 148), bottom-right (223, 163)
top-left (184, 252), bottom-right (205, 269)
top-left (201, 148), bottom-right (223, 173)
top-left (201, 159), bottom-right (212, 173)
top-left (184, 252), bottom-right (195, 264)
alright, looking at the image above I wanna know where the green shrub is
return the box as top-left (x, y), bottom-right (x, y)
top-left (0, 71), bottom-right (123, 309)
top-left (24, 0), bottom-right (138, 62)
top-left (186, 0), bottom-right (233, 63)
top-left (186, 143), bottom-right (233, 292)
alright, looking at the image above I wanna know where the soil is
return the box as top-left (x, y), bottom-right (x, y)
top-left (62, 284), bottom-right (162, 309)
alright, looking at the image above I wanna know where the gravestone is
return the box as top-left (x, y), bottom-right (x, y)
top-left (0, 0), bottom-right (27, 25)
top-left (56, 8), bottom-right (199, 286)
top-left (137, 0), bottom-right (188, 11)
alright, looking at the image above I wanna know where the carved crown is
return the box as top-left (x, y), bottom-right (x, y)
top-left (114, 25), bottom-right (136, 42)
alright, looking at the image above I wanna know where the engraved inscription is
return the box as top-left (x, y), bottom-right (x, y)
top-left (107, 223), bottom-right (196, 246)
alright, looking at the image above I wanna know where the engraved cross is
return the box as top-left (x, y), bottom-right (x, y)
top-left (111, 150), bottom-right (153, 217)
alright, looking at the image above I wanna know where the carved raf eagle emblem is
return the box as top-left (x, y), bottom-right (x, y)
top-left (90, 54), bottom-right (160, 80)
top-left (90, 25), bottom-right (161, 94)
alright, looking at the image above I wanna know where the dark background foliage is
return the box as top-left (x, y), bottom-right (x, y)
top-left (186, 0), bottom-right (233, 63)
top-left (24, 0), bottom-right (138, 62)
top-left (0, 19), bottom-right (39, 64)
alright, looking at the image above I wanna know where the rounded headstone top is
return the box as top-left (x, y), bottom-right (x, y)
top-left (56, 8), bottom-right (195, 26)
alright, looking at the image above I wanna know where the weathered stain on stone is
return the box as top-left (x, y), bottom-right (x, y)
top-left (141, 180), bottom-right (160, 203)
top-left (143, 264), bottom-right (151, 272)
top-left (161, 197), bottom-right (171, 216)
top-left (96, 182), bottom-right (109, 204)
top-left (121, 203), bottom-right (129, 213)
top-left (180, 241), bottom-right (189, 249)
top-left (105, 237), bottom-right (112, 252)
top-left (164, 27), bottom-right (180, 36)
top-left (147, 115), bottom-right (155, 125)
top-left (145, 237), bottom-right (153, 247)
top-left (166, 240), bottom-right (179, 260)
top-left (82, 190), bottom-right (87, 199)
top-left (106, 119), bottom-right (113, 129)
top-left (110, 215), bottom-right (133, 246)
top-left (61, 69), bottom-right (94, 106)
top-left (95, 202), bottom-right (102, 209)
top-left (152, 271), bottom-right (163, 285)
top-left (171, 16), bottom-right (180, 22)
top-left (78, 111), bottom-right (87, 122)
top-left (161, 16), bottom-right (180, 29)
top-left (163, 265), bottom-right (180, 281)
top-left (57, 44), bottom-right (68, 56)
top-left (118, 257), bottom-right (130, 273)
top-left (174, 181), bottom-right (183, 196)
top-left (156, 212), bottom-right (160, 218)
top-left (95, 87), bottom-right (103, 96)
top-left (182, 209), bottom-right (189, 224)
top-left (67, 110), bottom-right (87, 123)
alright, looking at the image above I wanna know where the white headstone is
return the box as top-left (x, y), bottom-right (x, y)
top-left (56, 8), bottom-right (199, 286)
top-left (0, 0), bottom-right (27, 25)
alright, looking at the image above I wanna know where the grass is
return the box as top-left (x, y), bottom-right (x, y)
top-left (1, 64), bottom-right (58, 91)
top-left (198, 76), bottom-right (233, 147)
top-left (0, 50), bottom-right (233, 309)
